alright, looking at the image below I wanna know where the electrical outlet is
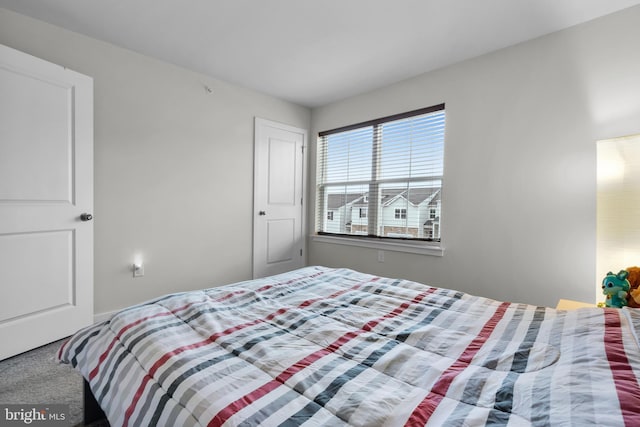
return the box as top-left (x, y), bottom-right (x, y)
top-left (377, 250), bottom-right (384, 263)
top-left (133, 263), bottom-right (144, 277)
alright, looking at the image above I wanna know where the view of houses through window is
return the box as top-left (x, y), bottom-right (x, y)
top-left (324, 186), bottom-right (441, 239)
top-left (317, 104), bottom-right (445, 242)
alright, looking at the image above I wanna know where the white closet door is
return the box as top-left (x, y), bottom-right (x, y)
top-left (0, 44), bottom-right (93, 360)
top-left (253, 118), bottom-right (306, 278)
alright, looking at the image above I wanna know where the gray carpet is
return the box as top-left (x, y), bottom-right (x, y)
top-left (0, 339), bottom-right (109, 426)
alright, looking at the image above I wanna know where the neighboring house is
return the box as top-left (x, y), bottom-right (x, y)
top-left (379, 187), bottom-right (441, 239)
top-left (324, 193), bottom-right (365, 234)
top-left (325, 187), bottom-right (441, 240)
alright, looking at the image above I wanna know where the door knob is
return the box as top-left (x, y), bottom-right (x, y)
top-left (259, 211), bottom-right (266, 216)
top-left (80, 213), bottom-right (93, 221)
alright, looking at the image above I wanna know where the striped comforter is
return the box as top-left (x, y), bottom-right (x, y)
top-left (59, 266), bottom-right (640, 426)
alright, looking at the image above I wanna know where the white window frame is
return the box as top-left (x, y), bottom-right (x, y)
top-left (314, 104), bottom-right (445, 257)
top-left (312, 233), bottom-right (443, 256)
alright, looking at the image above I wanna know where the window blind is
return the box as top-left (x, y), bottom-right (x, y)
top-left (316, 104), bottom-right (445, 241)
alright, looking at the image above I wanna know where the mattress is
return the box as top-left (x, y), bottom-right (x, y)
top-left (58, 266), bottom-right (640, 426)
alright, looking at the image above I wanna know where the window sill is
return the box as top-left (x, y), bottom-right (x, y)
top-left (311, 234), bottom-right (444, 257)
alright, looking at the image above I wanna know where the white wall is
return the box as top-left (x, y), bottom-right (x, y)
top-left (0, 8), bottom-right (310, 316)
top-left (309, 6), bottom-right (640, 307)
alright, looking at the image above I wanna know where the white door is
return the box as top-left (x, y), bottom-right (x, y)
top-left (0, 44), bottom-right (93, 360)
top-left (253, 118), bottom-right (306, 278)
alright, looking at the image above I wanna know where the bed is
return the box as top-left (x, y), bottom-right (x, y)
top-left (58, 266), bottom-right (640, 426)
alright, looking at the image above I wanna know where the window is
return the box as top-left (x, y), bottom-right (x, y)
top-left (316, 104), bottom-right (445, 242)
top-left (327, 211), bottom-right (334, 221)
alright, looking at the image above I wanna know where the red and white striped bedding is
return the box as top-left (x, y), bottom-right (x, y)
top-left (59, 266), bottom-right (640, 426)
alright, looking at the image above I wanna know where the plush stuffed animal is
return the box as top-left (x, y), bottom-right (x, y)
top-left (602, 270), bottom-right (630, 308)
top-left (625, 266), bottom-right (640, 308)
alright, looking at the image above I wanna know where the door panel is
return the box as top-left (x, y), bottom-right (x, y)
top-left (254, 119), bottom-right (306, 278)
top-left (267, 219), bottom-right (295, 264)
top-left (0, 65), bottom-right (72, 201)
top-left (0, 44), bottom-right (93, 360)
top-left (0, 231), bottom-right (73, 323)
top-left (268, 138), bottom-right (297, 205)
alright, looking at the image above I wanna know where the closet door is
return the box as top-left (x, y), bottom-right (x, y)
top-left (0, 44), bottom-right (93, 360)
top-left (253, 118), bottom-right (306, 278)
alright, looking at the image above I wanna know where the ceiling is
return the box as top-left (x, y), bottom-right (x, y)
top-left (1, 0), bottom-right (640, 108)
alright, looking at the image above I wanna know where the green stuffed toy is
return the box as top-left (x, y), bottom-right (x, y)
top-left (602, 270), bottom-right (631, 308)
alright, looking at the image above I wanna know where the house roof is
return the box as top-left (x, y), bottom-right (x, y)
top-left (424, 216), bottom-right (441, 226)
top-left (389, 188), bottom-right (441, 207)
top-left (327, 193), bottom-right (364, 210)
top-left (330, 187), bottom-right (441, 209)
top-left (352, 189), bottom-right (401, 207)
